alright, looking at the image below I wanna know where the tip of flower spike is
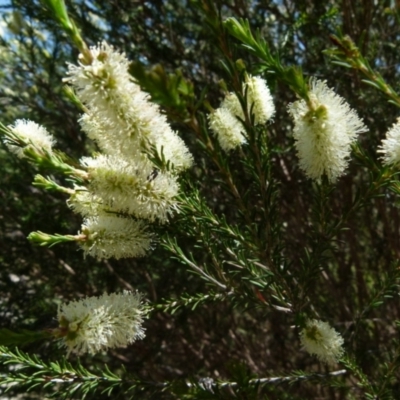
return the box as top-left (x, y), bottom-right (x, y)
top-left (67, 42), bottom-right (193, 174)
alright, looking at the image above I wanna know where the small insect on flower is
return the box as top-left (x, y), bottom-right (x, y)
top-left (147, 168), bottom-right (159, 181)
top-left (55, 291), bottom-right (146, 355)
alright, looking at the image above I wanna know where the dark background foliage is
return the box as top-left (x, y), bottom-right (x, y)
top-left (1, 0), bottom-right (400, 398)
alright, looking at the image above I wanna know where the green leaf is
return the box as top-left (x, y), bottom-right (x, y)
top-left (41, 0), bottom-right (73, 31)
top-left (0, 329), bottom-right (50, 347)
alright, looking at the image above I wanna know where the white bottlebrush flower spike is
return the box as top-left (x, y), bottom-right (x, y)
top-left (378, 118), bottom-right (400, 166)
top-left (66, 41), bottom-right (193, 171)
top-left (60, 41), bottom-right (193, 260)
top-left (288, 78), bottom-right (367, 182)
top-left (208, 106), bottom-right (246, 152)
top-left (81, 154), bottom-right (179, 222)
top-left (208, 74), bottom-right (274, 152)
top-left (5, 119), bottom-right (55, 158)
top-left (244, 75), bottom-right (275, 125)
top-left (222, 92), bottom-right (245, 120)
top-left (56, 291), bottom-right (146, 355)
top-left (221, 75), bottom-right (275, 125)
top-left (300, 319), bottom-right (344, 364)
top-left (79, 215), bottom-right (152, 260)
top-left (67, 187), bottom-right (106, 217)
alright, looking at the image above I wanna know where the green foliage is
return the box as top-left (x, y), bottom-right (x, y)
top-left (0, 346), bottom-right (124, 398)
top-left (224, 17), bottom-right (309, 100)
top-left (0, 329), bottom-right (51, 347)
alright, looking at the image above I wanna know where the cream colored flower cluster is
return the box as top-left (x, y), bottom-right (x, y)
top-left (378, 118), bottom-right (400, 166)
top-left (288, 78), bottom-right (367, 183)
top-left (1, 43), bottom-right (195, 355)
top-left (208, 74), bottom-right (275, 152)
top-left (210, 74), bottom-right (400, 185)
top-left (63, 42), bottom-right (193, 259)
top-left (56, 291), bottom-right (146, 355)
top-left (67, 42), bottom-right (192, 171)
top-left (3, 42), bottom-right (193, 260)
top-left (5, 119), bottom-right (56, 158)
top-left (300, 319), bottom-right (344, 364)
top-left (287, 78), bottom-right (400, 181)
